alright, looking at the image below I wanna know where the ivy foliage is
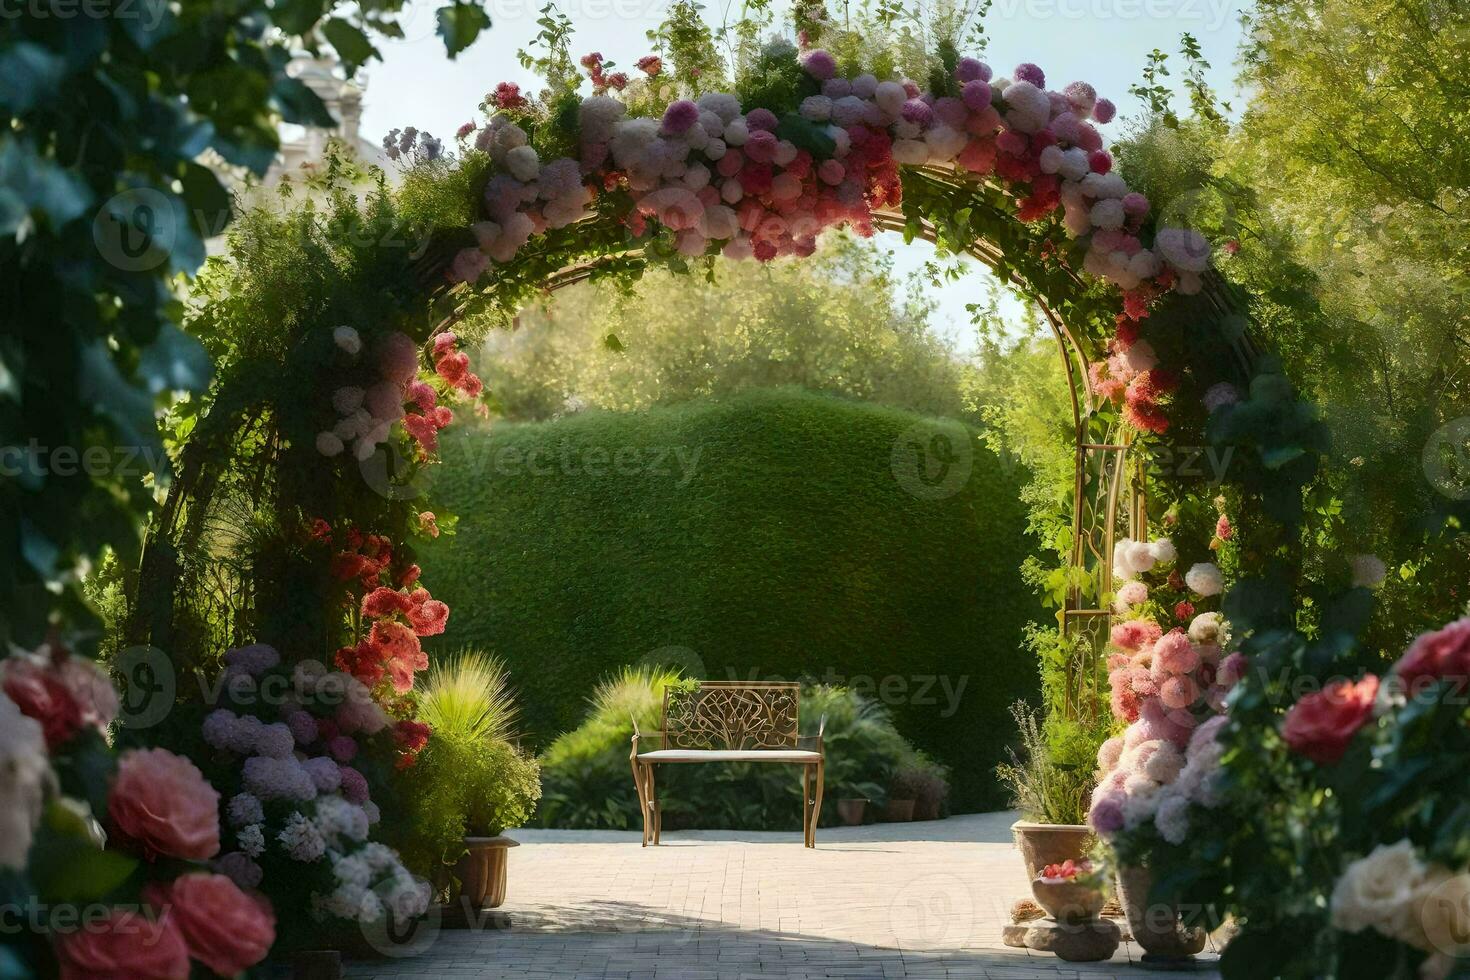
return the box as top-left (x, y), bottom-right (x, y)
top-left (0, 0), bottom-right (494, 651)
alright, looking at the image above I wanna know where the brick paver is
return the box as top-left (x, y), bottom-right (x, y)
top-left (346, 812), bottom-right (1221, 979)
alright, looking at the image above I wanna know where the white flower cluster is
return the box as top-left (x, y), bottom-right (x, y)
top-left (314, 842), bottom-right (430, 925)
top-left (317, 331), bottom-right (420, 461)
top-left (1112, 535), bottom-right (1176, 580)
top-left (278, 810), bottom-right (327, 862)
top-left (0, 693), bottom-right (53, 870)
top-left (1331, 841), bottom-right (1470, 959)
top-left (1187, 611), bottom-right (1230, 648)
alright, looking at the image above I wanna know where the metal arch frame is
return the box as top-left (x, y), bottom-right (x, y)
top-left (452, 182), bottom-right (1144, 723)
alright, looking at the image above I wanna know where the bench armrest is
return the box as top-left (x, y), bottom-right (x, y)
top-left (797, 715), bottom-right (826, 753)
top-left (631, 729), bottom-right (669, 752)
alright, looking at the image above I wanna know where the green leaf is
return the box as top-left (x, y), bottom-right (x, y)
top-left (436, 3), bottom-right (492, 58)
top-left (0, 43), bottom-right (68, 113)
top-left (322, 18), bottom-right (379, 73)
top-left (603, 333), bottom-right (626, 352)
top-left (271, 77), bottom-right (336, 128)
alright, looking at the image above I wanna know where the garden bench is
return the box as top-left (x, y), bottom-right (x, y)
top-left (630, 681), bottom-right (826, 847)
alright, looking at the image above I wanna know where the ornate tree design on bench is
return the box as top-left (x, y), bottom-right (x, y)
top-left (662, 682), bottom-right (800, 750)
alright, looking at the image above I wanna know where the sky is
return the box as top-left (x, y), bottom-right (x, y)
top-left (357, 0), bottom-right (1247, 355)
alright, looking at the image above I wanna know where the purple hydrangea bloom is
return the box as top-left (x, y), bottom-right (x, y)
top-left (1093, 98), bottom-right (1117, 124)
top-left (955, 57), bottom-right (991, 83)
top-left (961, 80), bottom-right (992, 112)
top-left (745, 107), bottom-right (779, 132)
top-left (900, 99), bottom-right (934, 126)
top-left (1013, 62), bottom-right (1046, 87)
top-left (286, 710), bottom-right (319, 746)
top-left (661, 99), bottom-right (700, 135)
top-left (799, 49), bottom-right (836, 81)
top-left (338, 765), bottom-right (370, 805)
top-left (302, 756), bottom-right (343, 793)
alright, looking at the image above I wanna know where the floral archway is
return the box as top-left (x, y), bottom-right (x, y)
top-left (15, 12), bottom-right (1461, 980)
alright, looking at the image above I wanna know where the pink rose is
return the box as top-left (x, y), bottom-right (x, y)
top-left (110, 748), bottom-right (220, 861)
top-left (145, 874), bottom-right (275, 977)
top-left (56, 909), bottom-right (190, 980)
top-left (1393, 618), bottom-right (1470, 695)
top-left (1281, 675), bottom-right (1379, 765)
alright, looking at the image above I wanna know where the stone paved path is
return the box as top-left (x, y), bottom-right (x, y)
top-left (346, 812), bottom-right (1222, 979)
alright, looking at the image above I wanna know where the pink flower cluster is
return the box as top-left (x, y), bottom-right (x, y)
top-left (1107, 624), bottom-right (1236, 727)
top-left (447, 49), bottom-right (1211, 307)
top-left (1087, 333), bottom-right (1179, 433)
top-left (317, 328), bottom-right (482, 461)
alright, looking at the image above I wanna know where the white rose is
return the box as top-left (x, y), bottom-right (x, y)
top-left (1330, 840), bottom-right (1427, 940)
top-left (1185, 562), bottom-right (1224, 597)
top-left (332, 326), bottom-right (361, 355)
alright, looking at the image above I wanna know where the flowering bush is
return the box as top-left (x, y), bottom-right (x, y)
top-left (191, 645), bottom-right (430, 950)
top-left (0, 642), bottom-right (275, 979)
top-left (1085, 532), bottom-right (1245, 850)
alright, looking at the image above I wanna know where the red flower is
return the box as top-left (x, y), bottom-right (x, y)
top-left (402, 412), bottom-right (439, 453)
top-left (419, 511), bottom-right (440, 538)
top-left (307, 518), bottom-right (333, 542)
top-left (361, 587), bottom-right (414, 620)
top-left (1281, 675), bottom-right (1379, 765)
top-left (1393, 618), bottom-right (1470, 695)
top-left (394, 719), bottom-right (432, 754)
top-left (1174, 601), bottom-right (1195, 621)
top-left (398, 563), bottom-right (422, 587)
top-left (1215, 514), bottom-right (1233, 541)
top-left (407, 598), bottom-right (450, 637)
top-left (2, 657), bottom-right (82, 748)
top-left (435, 351), bottom-right (470, 386)
top-left (637, 55), bottom-right (662, 75)
top-left (368, 620), bottom-right (422, 666)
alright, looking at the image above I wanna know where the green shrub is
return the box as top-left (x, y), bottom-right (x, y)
top-left (422, 387), bottom-right (1041, 810)
top-left (994, 701), bottom-right (1097, 826)
top-left (384, 652), bottom-right (541, 886)
top-left (537, 674), bottom-right (938, 831)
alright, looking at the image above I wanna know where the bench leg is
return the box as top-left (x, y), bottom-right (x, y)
top-left (648, 765), bottom-right (661, 845)
top-left (632, 759), bottom-right (650, 846)
top-left (810, 760), bottom-right (825, 848)
top-left (802, 765), bottom-right (813, 847)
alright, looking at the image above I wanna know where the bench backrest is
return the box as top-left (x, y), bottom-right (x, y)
top-left (661, 681), bottom-right (800, 750)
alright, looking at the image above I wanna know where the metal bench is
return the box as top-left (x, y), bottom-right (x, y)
top-left (630, 681), bottom-right (826, 847)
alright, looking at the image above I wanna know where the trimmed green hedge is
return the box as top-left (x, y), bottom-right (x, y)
top-left (421, 387), bottom-right (1041, 811)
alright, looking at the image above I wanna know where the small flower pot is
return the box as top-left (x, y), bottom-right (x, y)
top-left (836, 798), bottom-right (867, 826)
top-left (455, 836), bottom-right (519, 910)
top-left (882, 799), bottom-right (915, 822)
top-left (1031, 877), bottom-right (1107, 924)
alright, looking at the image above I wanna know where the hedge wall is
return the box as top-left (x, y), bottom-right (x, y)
top-left (419, 387), bottom-right (1042, 811)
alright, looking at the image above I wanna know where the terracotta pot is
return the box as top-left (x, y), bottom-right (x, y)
top-left (455, 836), bottom-right (519, 910)
top-left (1010, 821), bottom-right (1094, 881)
top-left (1031, 877), bottom-right (1107, 924)
top-left (883, 799), bottom-right (915, 822)
top-left (836, 799), bottom-right (867, 826)
top-left (1115, 864), bottom-right (1207, 964)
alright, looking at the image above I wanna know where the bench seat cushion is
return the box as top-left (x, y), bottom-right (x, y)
top-left (637, 749), bottom-right (821, 763)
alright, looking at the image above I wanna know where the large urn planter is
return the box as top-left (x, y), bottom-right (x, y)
top-left (455, 836), bottom-right (519, 910)
top-left (1116, 864), bottom-right (1207, 966)
top-left (836, 798), bottom-right (868, 826)
top-left (1010, 821), bottom-right (1094, 880)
